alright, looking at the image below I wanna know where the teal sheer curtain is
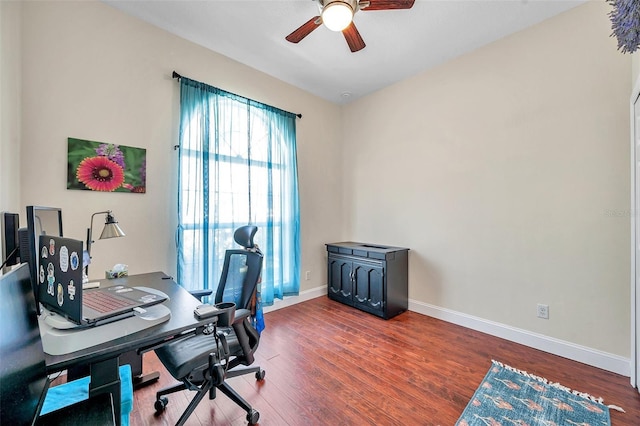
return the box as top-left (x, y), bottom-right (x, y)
top-left (176, 77), bottom-right (300, 322)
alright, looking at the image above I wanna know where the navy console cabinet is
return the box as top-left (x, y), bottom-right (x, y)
top-left (326, 242), bottom-right (409, 319)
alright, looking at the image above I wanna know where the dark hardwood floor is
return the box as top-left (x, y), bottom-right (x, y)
top-left (129, 296), bottom-right (640, 425)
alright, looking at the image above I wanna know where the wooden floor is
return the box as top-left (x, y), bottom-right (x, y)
top-left (129, 296), bottom-right (640, 425)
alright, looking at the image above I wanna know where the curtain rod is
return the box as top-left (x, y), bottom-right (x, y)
top-left (172, 71), bottom-right (302, 119)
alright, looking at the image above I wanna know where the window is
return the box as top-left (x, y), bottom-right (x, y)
top-left (176, 77), bottom-right (300, 311)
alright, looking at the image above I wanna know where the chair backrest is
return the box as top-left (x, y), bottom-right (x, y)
top-left (0, 263), bottom-right (49, 426)
top-left (214, 249), bottom-right (263, 310)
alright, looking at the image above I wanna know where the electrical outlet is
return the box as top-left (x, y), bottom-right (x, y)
top-left (537, 304), bottom-right (549, 319)
top-left (305, 271), bottom-right (310, 281)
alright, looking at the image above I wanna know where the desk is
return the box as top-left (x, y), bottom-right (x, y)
top-left (44, 272), bottom-right (208, 426)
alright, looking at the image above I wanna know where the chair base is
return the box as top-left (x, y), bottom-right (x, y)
top-left (154, 365), bottom-right (265, 426)
top-left (227, 365), bottom-right (265, 380)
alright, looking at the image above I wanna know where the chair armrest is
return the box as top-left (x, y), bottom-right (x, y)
top-left (189, 289), bottom-right (213, 301)
top-left (232, 308), bottom-right (251, 324)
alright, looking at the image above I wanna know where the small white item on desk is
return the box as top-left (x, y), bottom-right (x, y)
top-left (83, 281), bottom-right (100, 289)
top-left (106, 263), bottom-right (128, 279)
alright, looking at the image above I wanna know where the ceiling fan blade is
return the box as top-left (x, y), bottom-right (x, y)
top-left (343, 22), bottom-right (365, 53)
top-left (286, 16), bottom-right (321, 43)
top-left (361, 0), bottom-right (415, 11)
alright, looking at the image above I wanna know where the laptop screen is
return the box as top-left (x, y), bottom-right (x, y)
top-left (38, 235), bottom-right (84, 324)
top-left (0, 263), bottom-right (49, 425)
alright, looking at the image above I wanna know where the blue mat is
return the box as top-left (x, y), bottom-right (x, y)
top-left (456, 360), bottom-right (619, 426)
top-left (42, 364), bottom-right (133, 426)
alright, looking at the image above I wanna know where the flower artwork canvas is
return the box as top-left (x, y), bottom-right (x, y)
top-left (67, 138), bottom-right (146, 193)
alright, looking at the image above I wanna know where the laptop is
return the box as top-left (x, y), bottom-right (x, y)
top-left (38, 235), bottom-right (166, 327)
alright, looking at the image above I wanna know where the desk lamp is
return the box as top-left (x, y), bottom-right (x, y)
top-left (85, 210), bottom-right (125, 275)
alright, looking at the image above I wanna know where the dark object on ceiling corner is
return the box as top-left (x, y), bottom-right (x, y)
top-left (608, 0), bottom-right (640, 54)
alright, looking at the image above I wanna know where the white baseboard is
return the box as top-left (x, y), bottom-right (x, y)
top-left (409, 299), bottom-right (631, 377)
top-left (262, 285), bottom-right (327, 314)
top-left (261, 288), bottom-right (631, 376)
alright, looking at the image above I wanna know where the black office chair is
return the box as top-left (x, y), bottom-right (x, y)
top-left (154, 226), bottom-right (265, 425)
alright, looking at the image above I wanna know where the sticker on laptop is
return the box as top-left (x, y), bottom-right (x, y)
top-left (39, 264), bottom-right (45, 284)
top-left (41, 245), bottom-right (48, 259)
top-left (68, 280), bottom-right (76, 300)
top-left (49, 239), bottom-right (55, 256)
top-left (70, 252), bottom-right (79, 270)
top-left (47, 263), bottom-right (55, 296)
top-left (57, 283), bottom-right (64, 306)
top-left (59, 245), bottom-right (69, 272)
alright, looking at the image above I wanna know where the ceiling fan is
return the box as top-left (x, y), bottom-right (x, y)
top-left (285, 0), bottom-right (415, 53)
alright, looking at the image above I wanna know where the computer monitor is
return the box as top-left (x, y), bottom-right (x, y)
top-left (1, 212), bottom-right (20, 273)
top-left (19, 206), bottom-right (63, 314)
top-left (0, 263), bottom-right (50, 425)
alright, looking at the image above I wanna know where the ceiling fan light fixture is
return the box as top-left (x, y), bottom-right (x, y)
top-left (322, 0), bottom-right (354, 32)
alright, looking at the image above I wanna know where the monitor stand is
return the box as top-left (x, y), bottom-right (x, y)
top-left (39, 303), bottom-right (170, 356)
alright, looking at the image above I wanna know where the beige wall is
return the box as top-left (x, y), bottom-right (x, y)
top-left (14, 0), bottom-right (343, 288)
top-left (634, 53), bottom-right (639, 86)
top-left (0, 1), bottom-right (22, 213)
top-left (343, 1), bottom-right (631, 356)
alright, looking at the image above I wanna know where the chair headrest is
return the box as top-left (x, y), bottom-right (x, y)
top-left (234, 225), bottom-right (258, 249)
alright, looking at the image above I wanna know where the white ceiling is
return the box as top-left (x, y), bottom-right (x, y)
top-left (102, 0), bottom-right (587, 104)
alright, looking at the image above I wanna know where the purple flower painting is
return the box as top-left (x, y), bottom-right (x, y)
top-left (67, 138), bottom-right (147, 193)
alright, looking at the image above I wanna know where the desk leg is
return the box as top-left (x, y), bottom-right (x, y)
top-left (90, 358), bottom-right (121, 426)
top-left (119, 350), bottom-right (160, 389)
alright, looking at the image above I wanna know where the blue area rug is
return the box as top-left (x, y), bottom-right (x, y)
top-left (456, 360), bottom-right (622, 426)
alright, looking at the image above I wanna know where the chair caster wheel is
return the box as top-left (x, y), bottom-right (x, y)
top-left (255, 369), bottom-right (266, 381)
top-left (154, 396), bottom-right (168, 412)
top-left (247, 409), bottom-right (259, 425)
